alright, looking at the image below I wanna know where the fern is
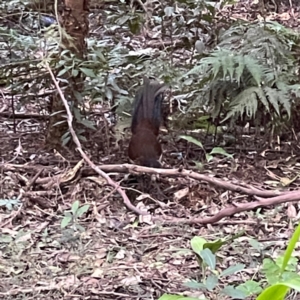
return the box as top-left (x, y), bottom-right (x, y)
top-left (185, 21), bottom-right (298, 129)
top-left (222, 87), bottom-right (260, 122)
top-left (190, 49), bottom-right (268, 86)
top-left (222, 86), bottom-right (290, 123)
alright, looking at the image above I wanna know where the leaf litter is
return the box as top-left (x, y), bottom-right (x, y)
top-left (1, 1), bottom-right (300, 299)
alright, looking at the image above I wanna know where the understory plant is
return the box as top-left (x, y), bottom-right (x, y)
top-left (158, 223), bottom-right (300, 300)
top-left (184, 21), bottom-right (300, 135)
top-left (61, 200), bottom-right (90, 232)
top-left (179, 134), bottom-right (233, 166)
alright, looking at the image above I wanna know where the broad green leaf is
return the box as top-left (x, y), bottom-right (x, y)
top-left (61, 215), bottom-right (72, 228)
top-left (80, 119), bottom-right (96, 130)
top-left (209, 147), bottom-right (233, 158)
top-left (53, 119), bottom-right (67, 126)
top-left (193, 161), bottom-right (204, 170)
top-left (262, 258), bottom-right (281, 284)
top-left (191, 236), bottom-right (207, 253)
top-left (184, 280), bottom-right (207, 290)
top-left (94, 50), bottom-right (106, 63)
top-left (220, 264), bottom-right (245, 277)
top-left (281, 277), bottom-right (300, 291)
top-left (281, 271), bottom-right (300, 282)
top-left (117, 15), bottom-right (130, 25)
top-left (179, 135), bottom-right (204, 149)
top-left (256, 284), bottom-right (289, 300)
top-left (62, 135), bottom-right (71, 146)
top-left (61, 131), bottom-right (70, 139)
top-left (72, 69), bottom-right (79, 77)
top-left (281, 222), bottom-right (300, 273)
top-left (71, 200), bottom-right (80, 215)
top-left (203, 239), bottom-right (226, 254)
top-left (74, 91), bottom-right (83, 103)
top-left (237, 280), bottom-right (262, 295)
top-left (76, 204), bottom-right (90, 217)
top-left (79, 67), bottom-right (96, 77)
top-left (78, 134), bottom-right (88, 142)
top-left (276, 256), bottom-right (297, 272)
top-left (221, 286), bottom-right (246, 299)
top-left (57, 67), bottom-right (69, 77)
top-left (200, 248), bottom-right (216, 270)
top-left (206, 154), bottom-right (213, 162)
top-left (206, 274), bottom-right (218, 291)
top-left (248, 239), bottom-right (262, 251)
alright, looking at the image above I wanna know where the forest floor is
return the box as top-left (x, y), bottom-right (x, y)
top-left (1, 1), bottom-right (300, 300)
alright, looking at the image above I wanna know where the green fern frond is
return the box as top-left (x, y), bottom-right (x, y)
top-left (243, 56), bottom-right (265, 86)
top-left (222, 87), bottom-right (260, 122)
top-left (197, 50), bottom-right (268, 86)
top-left (235, 55), bottom-right (245, 84)
top-left (221, 52), bottom-right (235, 80)
top-left (265, 85), bottom-right (290, 118)
top-left (264, 86), bottom-right (280, 115)
top-left (256, 87), bottom-right (270, 112)
top-left (218, 22), bottom-right (296, 76)
top-left (222, 86), bottom-right (291, 123)
top-left (286, 84), bottom-right (300, 99)
top-left (186, 21), bottom-right (297, 130)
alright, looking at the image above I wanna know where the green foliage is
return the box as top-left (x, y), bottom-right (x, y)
top-left (0, 197), bottom-right (22, 210)
top-left (61, 200), bottom-right (90, 232)
top-left (0, 0), bottom-right (220, 142)
top-left (159, 235), bottom-right (247, 300)
top-left (159, 223), bottom-right (300, 300)
top-left (184, 21), bottom-right (300, 132)
top-left (256, 222), bottom-right (300, 299)
top-left (3, 0), bottom-right (299, 141)
top-left (179, 135), bottom-right (233, 163)
top-left (222, 86), bottom-right (291, 123)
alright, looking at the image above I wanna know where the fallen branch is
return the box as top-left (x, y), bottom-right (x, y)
top-left (3, 158), bottom-right (298, 224)
top-left (92, 163), bottom-right (283, 198)
top-left (1, 162), bottom-right (288, 198)
top-left (153, 190), bottom-right (300, 225)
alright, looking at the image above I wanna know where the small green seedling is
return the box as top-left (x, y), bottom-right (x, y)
top-left (159, 233), bottom-right (246, 300)
top-left (61, 200), bottom-right (90, 232)
top-left (0, 196), bottom-right (22, 210)
top-left (186, 235), bottom-right (246, 299)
